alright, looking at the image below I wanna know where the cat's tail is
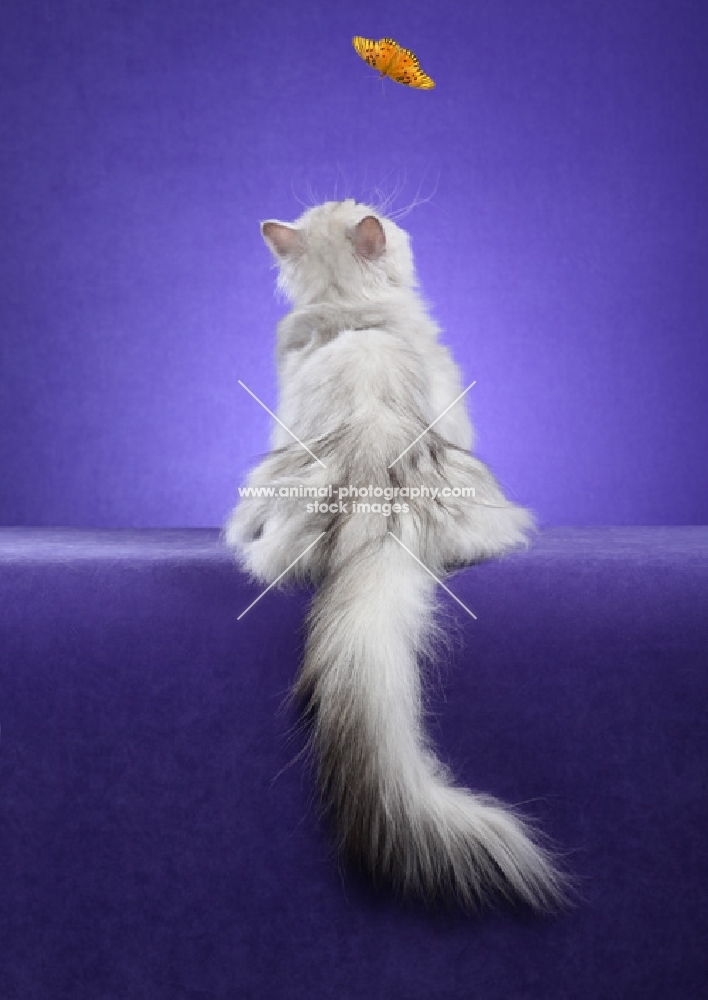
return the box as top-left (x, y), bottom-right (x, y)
top-left (295, 529), bottom-right (569, 911)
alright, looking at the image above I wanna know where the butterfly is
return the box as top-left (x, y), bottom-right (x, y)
top-left (352, 36), bottom-right (435, 90)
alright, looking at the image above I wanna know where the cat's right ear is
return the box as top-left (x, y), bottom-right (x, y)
top-left (261, 221), bottom-right (302, 259)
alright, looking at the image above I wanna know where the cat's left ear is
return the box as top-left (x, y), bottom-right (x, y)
top-left (351, 216), bottom-right (386, 260)
top-left (261, 221), bottom-right (302, 259)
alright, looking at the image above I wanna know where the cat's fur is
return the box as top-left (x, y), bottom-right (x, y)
top-left (225, 199), bottom-right (567, 910)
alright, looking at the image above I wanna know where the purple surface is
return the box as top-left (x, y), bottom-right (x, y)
top-left (1, 526), bottom-right (707, 998)
top-left (1, 1), bottom-right (708, 528)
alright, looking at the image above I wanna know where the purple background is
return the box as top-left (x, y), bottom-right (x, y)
top-left (1, 0), bottom-right (707, 528)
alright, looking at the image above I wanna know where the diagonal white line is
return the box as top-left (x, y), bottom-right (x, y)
top-left (387, 531), bottom-right (477, 620)
top-left (388, 380), bottom-right (477, 468)
top-left (238, 380), bottom-right (327, 469)
top-left (237, 532), bottom-right (327, 621)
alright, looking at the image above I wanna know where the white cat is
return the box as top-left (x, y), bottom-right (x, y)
top-left (225, 200), bottom-right (567, 910)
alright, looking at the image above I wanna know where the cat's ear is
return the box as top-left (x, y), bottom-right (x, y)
top-left (351, 215), bottom-right (386, 260)
top-left (261, 221), bottom-right (302, 259)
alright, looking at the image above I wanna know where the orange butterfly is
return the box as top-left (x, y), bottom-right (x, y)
top-left (352, 36), bottom-right (435, 90)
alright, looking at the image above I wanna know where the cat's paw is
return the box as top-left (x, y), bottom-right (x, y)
top-left (453, 502), bottom-right (536, 564)
top-left (224, 503), bottom-right (325, 585)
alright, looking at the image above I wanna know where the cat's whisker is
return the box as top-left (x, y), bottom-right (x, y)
top-left (389, 169), bottom-right (409, 218)
top-left (361, 164), bottom-right (370, 208)
top-left (389, 171), bottom-right (422, 220)
top-left (371, 168), bottom-right (403, 217)
top-left (372, 186), bottom-right (386, 213)
top-left (395, 169), bottom-right (409, 212)
top-left (305, 176), bottom-right (318, 208)
top-left (375, 173), bottom-right (392, 211)
top-left (389, 168), bottom-right (440, 221)
top-left (290, 178), bottom-right (309, 211)
top-left (375, 186), bottom-right (393, 216)
top-left (378, 186), bottom-right (397, 220)
top-left (344, 164), bottom-right (352, 201)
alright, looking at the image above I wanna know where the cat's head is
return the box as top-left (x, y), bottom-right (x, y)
top-left (260, 200), bottom-right (416, 306)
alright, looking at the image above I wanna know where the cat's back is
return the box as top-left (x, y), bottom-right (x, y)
top-left (283, 319), bottom-right (426, 416)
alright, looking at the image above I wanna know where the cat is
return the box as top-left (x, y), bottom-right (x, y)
top-left (225, 199), bottom-right (568, 910)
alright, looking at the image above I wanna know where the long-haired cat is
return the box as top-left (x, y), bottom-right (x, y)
top-left (225, 199), bottom-right (567, 910)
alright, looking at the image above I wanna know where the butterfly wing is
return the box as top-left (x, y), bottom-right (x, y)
top-left (376, 37), bottom-right (404, 75)
top-left (352, 36), bottom-right (400, 76)
top-left (352, 36), bottom-right (384, 73)
top-left (389, 45), bottom-right (435, 89)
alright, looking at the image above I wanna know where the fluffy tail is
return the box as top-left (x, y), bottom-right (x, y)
top-left (296, 532), bottom-right (568, 911)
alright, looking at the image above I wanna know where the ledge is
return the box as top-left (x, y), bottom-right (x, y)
top-left (1, 527), bottom-right (706, 999)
